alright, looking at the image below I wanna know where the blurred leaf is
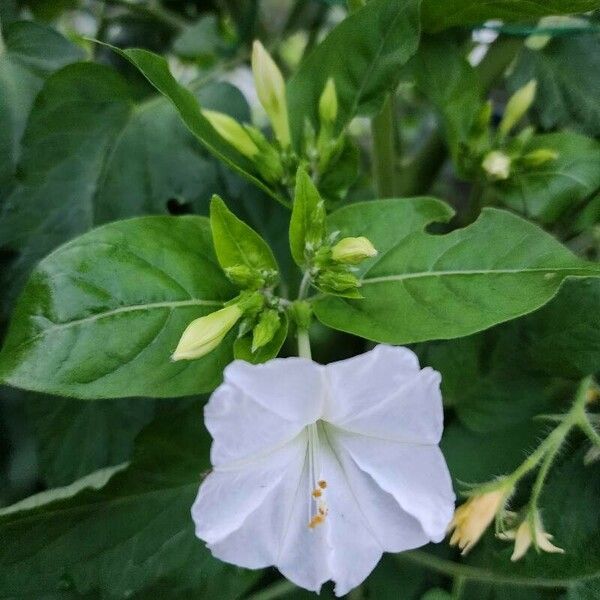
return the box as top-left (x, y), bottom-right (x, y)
top-left (0, 400), bottom-right (260, 597)
top-left (25, 0), bottom-right (79, 21)
top-left (172, 15), bottom-right (232, 61)
top-left (287, 0), bottom-right (420, 144)
top-left (566, 578), bottom-right (600, 599)
top-left (492, 132), bottom-right (600, 224)
top-left (314, 198), bottom-right (600, 344)
top-left (510, 34), bottom-right (600, 137)
top-left (421, 1), bottom-right (600, 32)
top-left (0, 216), bottom-right (236, 399)
top-left (25, 395), bottom-right (155, 486)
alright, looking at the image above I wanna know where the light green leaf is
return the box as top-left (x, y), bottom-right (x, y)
top-left (314, 197), bottom-right (600, 344)
top-left (233, 313), bottom-right (289, 364)
top-left (421, 0), bottom-right (600, 32)
top-left (210, 195), bottom-right (278, 275)
top-left (494, 132), bottom-right (600, 224)
top-left (115, 46), bottom-right (285, 204)
top-left (0, 401), bottom-right (260, 598)
top-left (289, 168), bottom-right (324, 267)
top-left (287, 0), bottom-right (420, 143)
top-left (510, 34), bottom-right (600, 137)
top-left (0, 216), bottom-right (236, 399)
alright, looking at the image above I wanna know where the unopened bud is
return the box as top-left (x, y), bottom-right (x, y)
top-left (482, 150), bottom-right (511, 181)
top-left (331, 236), bottom-right (377, 265)
top-left (499, 80), bottom-right (537, 138)
top-left (225, 265), bottom-right (264, 289)
top-left (172, 304), bottom-right (242, 360)
top-left (318, 270), bottom-right (361, 293)
top-left (252, 40), bottom-right (290, 148)
top-left (244, 126), bottom-right (284, 183)
top-left (203, 110), bottom-right (259, 158)
top-left (319, 78), bottom-right (338, 126)
top-left (251, 309), bottom-right (281, 352)
top-left (521, 148), bottom-right (559, 167)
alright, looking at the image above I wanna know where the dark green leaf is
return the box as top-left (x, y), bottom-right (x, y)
top-left (287, 0), bottom-right (420, 143)
top-left (314, 198), bottom-right (600, 344)
top-left (0, 401), bottom-right (260, 597)
top-left (0, 216), bottom-right (236, 399)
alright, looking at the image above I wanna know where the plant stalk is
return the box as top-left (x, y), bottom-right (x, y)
top-left (297, 328), bottom-right (312, 360)
top-left (371, 94), bottom-right (397, 198)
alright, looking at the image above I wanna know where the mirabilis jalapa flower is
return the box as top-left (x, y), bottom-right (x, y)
top-left (192, 345), bottom-right (455, 595)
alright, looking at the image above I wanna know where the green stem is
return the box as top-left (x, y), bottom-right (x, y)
top-left (452, 575), bottom-right (467, 599)
top-left (371, 94), bottom-right (397, 198)
top-left (297, 328), bottom-right (312, 359)
top-left (103, 0), bottom-right (186, 30)
top-left (297, 271), bottom-right (312, 301)
top-left (578, 412), bottom-right (600, 447)
top-left (245, 580), bottom-right (296, 600)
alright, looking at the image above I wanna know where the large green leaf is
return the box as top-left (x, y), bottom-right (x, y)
top-left (0, 216), bottom-right (236, 399)
top-left (0, 61), bottom-right (247, 316)
top-left (493, 132), bottom-right (600, 224)
top-left (314, 198), bottom-right (600, 344)
top-left (0, 401), bottom-right (260, 598)
top-left (114, 46), bottom-right (285, 204)
top-left (286, 0), bottom-right (420, 143)
top-left (0, 21), bottom-right (82, 197)
top-left (510, 34), bottom-right (600, 137)
top-left (421, 1), bottom-right (600, 32)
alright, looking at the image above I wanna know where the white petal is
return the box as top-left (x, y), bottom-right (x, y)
top-left (320, 426), bottom-right (431, 596)
top-left (192, 433), bottom-right (307, 545)
top-left (324, 345), bottom-right (443, 444)
top-left (334, 430), bottom-right (455, 540)
top-left (206, 358), bottom-right (325, 466)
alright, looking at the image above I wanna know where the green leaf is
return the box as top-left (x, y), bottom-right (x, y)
top-left (172, 15), bottom-right (231, 61)
top-left (314, 197), bottom-right (600, 344)
top-left (210, 195), bottom-right (278, 276)
top-left (0, 21), bottom-right (82, 196)
top-left (25, 394), bottom-right (155, 486)
top-left (289, 168), bottom-right (325, 267)
top-left (233, 313), bottom-right (289, 364)
top-left (114, 46), bottom-right (285, 205)
top-left (0, 216), bottom-right (236, 399)
top-left (0, 401), bottom-right (260, 597)
top-left (493, 132), bottom-right (600, 224)
top-left (510, 34), bottom-right (600, 137)
top-left (287, 0), bottom-right (420, 143)
top-left (0, 61), bottom-right (247, 316)
top-left (421, 0), bottom-right (600, 32)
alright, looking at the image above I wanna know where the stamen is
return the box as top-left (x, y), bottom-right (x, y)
top-left (307, 423), bottom-right (328, 529)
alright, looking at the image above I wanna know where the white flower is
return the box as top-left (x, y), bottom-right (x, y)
top-left (191, 345), bottom-right (455, 596)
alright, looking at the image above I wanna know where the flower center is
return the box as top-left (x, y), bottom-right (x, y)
top-left (307, 422), bottom-right (328, 529)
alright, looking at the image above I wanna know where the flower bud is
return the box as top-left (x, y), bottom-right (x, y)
top-left (252, 40), bottom-right (291, 148)
top-left (224, 265), bottom-right (265, 289)
top-left (203, 110), bottom-right (259, 158)
top-left (499, 80), bottom-right (537, 138)
top-left (331, 236), bottom-right (378, 265)
top-left (498, 511), bottom-right (564, 561)
top-left (482, 150), bottom-right (511, 181)
top-left (251, 309), bottom-right (281, 352)
top-left (318, 270), bottom-right (361, 293)
top-left (521, 148), bottom-right (559, 167)
top-left (172, 304), bottom-right (242, 360)
top-left (319, 78), bottom-right (338, 126)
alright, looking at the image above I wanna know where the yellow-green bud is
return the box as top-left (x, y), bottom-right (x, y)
top-left (318, 270), bottom-right (361, 293)
top-left (521, 148), bottom-right (559, 167)
top-left (252, 40), bottom-right (291, 148)
top-left (331, 236), bottom-right (378, 265)
top-left (224, 265), bottom-right (264, 289)
top-left (203, 110), bottom-right (259, 158)
top-left (251, 309), bottom-right (280, 352)
top-left (499, 80), bottom-right (537, 138)
top-left (482, 150), bottom-right (511, 181)
top-left (171, 304), bottom-right (242, 360)
top-left (319, 78), bottom-right (338, 126)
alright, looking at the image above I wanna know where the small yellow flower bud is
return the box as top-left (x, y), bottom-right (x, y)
top-left (319, 78), bottom-right (338, 126)
top-left (448, 488), bottom-right (510, 555)
top-left (498, 512), bottom-right (564, 561)
top-left (252, 40), bottom-right (291, 148)
top-left (499, 80), bottom-right (537, 138)
top-left (203, 110), bottom-right (260, 158)
top-left (172, 304), bottom-right (242, 360)
top-left (482, 150), bottom-right (512, 181)
top-left (521, 148), bottom-right (559, 167)
top-left (331, 237), bottom-right (378, 265)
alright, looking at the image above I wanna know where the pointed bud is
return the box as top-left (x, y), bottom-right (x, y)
top-left (203, 110), bottom-right (259, 158)
top-left (482, 150), bottom-right (511, 181)
top-left (319, 78), bottom-right (338, 126)
top-left (224, 265), bottom-right (265, 289)
top-left (243, 126), bottom-right (284, 183)
top-left (252, 40), bottom-right (290, 148)
top-left (172, 304), bottom-right (242, 360)
top-left (499, 80), bottom-right (537, 138)
top-left (318, 270), bottom-right (361, 293)
top-left (331, 236), bottom-right (377, 265)
top-left (521, 148), bottom-right (559, 167)
top-left (498, 512), bottom-right (564, 561)
top-left (251, 309), bottom-right (281, 352)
